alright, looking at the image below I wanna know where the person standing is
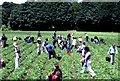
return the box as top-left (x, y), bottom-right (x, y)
top-left (78, 36), bottom-right (82, 43)
top-left (13, 41), bottom-right (20, 69)
top-left (85, 33), bottom-right (89, 42)
top-left (37, 36), bottom-right (42, 55)
top-left (54, 31), bottom-right (57, 39)
top-left (80, 47), bottom-right (96, 78)
top-left (1, 33), bottom-right (7, 48)
top-left (108, 44), bottom-right (118, 65)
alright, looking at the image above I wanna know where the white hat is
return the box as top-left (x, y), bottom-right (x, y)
top-left (13, 36), bottom-right (17, 41)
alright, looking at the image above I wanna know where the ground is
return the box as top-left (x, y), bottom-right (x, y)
top-left (0, 31), bottom-right (119, 80)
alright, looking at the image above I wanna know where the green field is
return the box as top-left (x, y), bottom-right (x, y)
top-left (0, 31), bottom-right (119, 80)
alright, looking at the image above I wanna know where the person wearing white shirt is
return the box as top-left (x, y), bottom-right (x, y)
top-left (108, 44), bottom-right (118, 65)
top-left (13, 41), bottom-right (20, 69)
top-left (71, 37), bottom-right (77, 50)
top-left (80, 47), bottom-right (96, 78)
top-left (37, 36), bottom-right (42, 55)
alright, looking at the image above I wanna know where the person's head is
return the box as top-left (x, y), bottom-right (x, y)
top-left (55, 71), bottom-right (61, 77)
top-left (54, 64), bottom-right (59, 70)
top-left (82, 41), bottom-right (85, 45)
top-left (46, 38), bottom-right (48, 41)
top-left (112, 43), bottom-right (116, 47)
top-left (49, 45), bottom-right (53, 49)
top-left (84, 47), bottom-right (90, 52)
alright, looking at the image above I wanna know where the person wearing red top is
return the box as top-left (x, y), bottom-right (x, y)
top-left (78, 36), bottom-right (82, 43)
top-left (48, 64), bottom-right (62, 81)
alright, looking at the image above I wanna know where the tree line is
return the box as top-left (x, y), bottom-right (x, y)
top-left (1, 2), bottom-right (120, 31)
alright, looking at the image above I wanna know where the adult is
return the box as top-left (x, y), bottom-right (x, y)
top-left (13, 41), bottom-right (20, 69)
top-left (1, 33), bottom-right (8, 48)
top-left (37, 36), bottom-right (42, 55)
top-left (108, 44), bottom-right (118, 65)
top-left (48, 64), bottom-right (62, 81)
top-left (80, 47), bottom-right (96, 78)
top-left (85, 33), bottom-right (89, 42)
top-left (45, 44), bottom-right (57, 59)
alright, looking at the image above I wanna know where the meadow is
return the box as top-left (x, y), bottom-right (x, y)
top-left (0, 31), bottom-right (119, 80)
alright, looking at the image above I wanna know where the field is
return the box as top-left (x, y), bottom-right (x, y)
top-left (0, 31), bottom-right (119, 80)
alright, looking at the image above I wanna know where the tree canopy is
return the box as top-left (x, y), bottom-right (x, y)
top-left (1, 2), bottom-right (120, 31)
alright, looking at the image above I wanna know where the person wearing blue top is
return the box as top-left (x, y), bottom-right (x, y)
top-left (46, 44), bottom-right (57, 59)
top-left (66, 44), bottom-right (73, 56)
top-left (54, 31), bottom-right (57, 38)
top-left (108, 44), bottom-right (118, 65)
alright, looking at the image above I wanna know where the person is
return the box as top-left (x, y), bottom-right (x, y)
top-left (0, 55), bottom-right (6, 69)
top-left (24, 35), bottom-right (31, 43)
top-left (45, 44), bottom-right (57, 59)
top-left (71, 37), bottom-right (77, 50)
top-left (100, 38), bottom-right (106, 44)
top-left (80, 47), bottom-right (96, 78)
top-left (85, 33), bottom-right (89, 42)
top-left (38, 31), bottom-right (41, 37)
top-left (94, 36), bottom-right (99, 44)
top-left (71, 33), bottom-right (74, 40)
top-left (60, 38), bottom-right (67, 53)
top-left (77, 41), bottom-right (86, 54)
top-left (48, 64), bottom-right (62, 81)
top-left (66, 44), bottom-right (73, 56)
top-left (53, 31), bottom-right (57, 38)
top-left (52, 36), bottom-right (58, 48)
top-left (78, 36), bottom-right (82, 43)
top-left (1, 33), bottom-right (8, 48)
top-left (37, 36), bottom-right (42, 55)
top-left (13, 41), bottom-right (20, 69)
top-left (108, 44), bottom-right (118, 65)
top-left (67, 33), bottom-right (71, 44)
top-left (41, 38), bottom-right (49, 54)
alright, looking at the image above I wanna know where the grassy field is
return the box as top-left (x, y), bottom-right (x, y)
top-left (0, 31), bottom-right (119, 80)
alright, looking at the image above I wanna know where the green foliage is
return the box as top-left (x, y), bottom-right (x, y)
top-left (1, 2), bottom-right (120, 31)
top-left (1, 25), bottom-right (11, 31)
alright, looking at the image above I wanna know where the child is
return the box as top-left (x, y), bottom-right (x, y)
top-left (108, 44), bottom-right (118, 65)
top-left (66, 44), bottom-right (73, 56)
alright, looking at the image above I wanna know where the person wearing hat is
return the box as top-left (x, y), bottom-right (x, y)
top-left (108, 43), bottom-right (118, 65)
top-left (13, 41), bottom-right (20, 69)
top-left (85, 33), bottom-right (89, 42)
top-left (45, 44), bottom-right (57, 59)
top-left (80, 47), bottom-right (96, 78)
top-left (48, 64), bottom-right (62, 81)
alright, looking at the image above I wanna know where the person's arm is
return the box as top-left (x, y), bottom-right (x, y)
top-left (108, 47), bottom-right (111, 54)
top-left (116, 47), bottom-right (118, 54)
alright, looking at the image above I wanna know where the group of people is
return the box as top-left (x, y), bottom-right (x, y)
top-left (0, 31), bottom-right (118, 81)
